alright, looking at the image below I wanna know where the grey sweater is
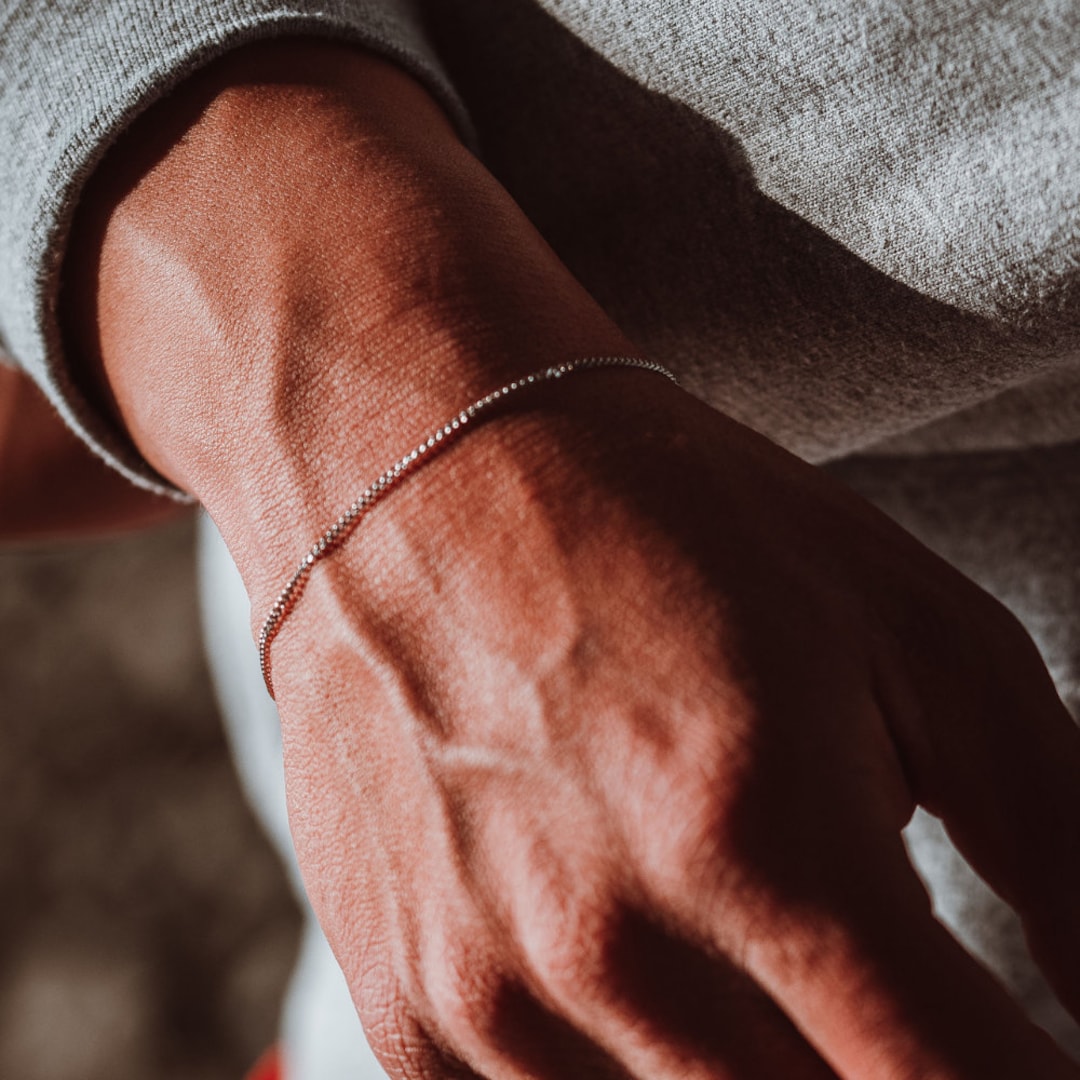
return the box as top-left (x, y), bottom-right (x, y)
top-left (2, 0), bottom-right (1078, 493)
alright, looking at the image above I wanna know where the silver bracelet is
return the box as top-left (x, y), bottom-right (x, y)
top-left (258, 355), bottom-right (678, 698)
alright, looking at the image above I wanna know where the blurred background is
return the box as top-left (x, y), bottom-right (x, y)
top-left (0, 516), bottom-right (300, 1080)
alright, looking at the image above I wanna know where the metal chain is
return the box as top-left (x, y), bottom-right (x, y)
top-left (258, 356), bottom-right (678, 698)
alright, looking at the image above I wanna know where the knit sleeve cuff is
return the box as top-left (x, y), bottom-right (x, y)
top-left (0, 0), bottom-right (471, 498)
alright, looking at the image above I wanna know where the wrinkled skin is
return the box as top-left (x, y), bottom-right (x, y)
top-left (64, 38), bottom-right (1080, 1080)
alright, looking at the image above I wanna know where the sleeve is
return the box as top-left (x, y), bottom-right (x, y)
top-left (0, 0), bottom-right (471, 497)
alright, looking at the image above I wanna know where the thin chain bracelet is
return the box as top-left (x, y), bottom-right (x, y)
top-left (258, 355), bottom-right (678, 698)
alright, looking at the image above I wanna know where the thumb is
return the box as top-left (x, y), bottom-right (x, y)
top-left (878, 597), bottom-right (1080, 1024)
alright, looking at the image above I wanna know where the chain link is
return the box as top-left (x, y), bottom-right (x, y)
top-left (258, 356), bottom-right (678, 698)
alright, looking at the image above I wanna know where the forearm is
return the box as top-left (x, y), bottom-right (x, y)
top-left (63, 38), bottom-right (633, 607)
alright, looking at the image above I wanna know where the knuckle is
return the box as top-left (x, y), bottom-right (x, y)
top-left (965, 590), bottom-right (1029, 656)
top-left (520, 891), bottom-right (626, 1000)
top-left (639, 772), bottom-right (741, 904)
top-left (953, 588), bottom-right (1057, 697)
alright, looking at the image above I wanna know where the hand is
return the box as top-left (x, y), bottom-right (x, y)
top-left (273, 370), bottom-right (1080, 1079)
top-left (64, 37), bottom-right (1080, 1079)
top-left (0, 363), bottom-right (182, 540)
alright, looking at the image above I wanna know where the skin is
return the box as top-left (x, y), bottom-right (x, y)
top-left (0, 363), bottom-right (181, 540)
top-left (62, 38), bottom-right (1080, 1080)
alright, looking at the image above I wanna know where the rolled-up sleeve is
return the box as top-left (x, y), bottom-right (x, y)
top-left (0, 0), bottom-right (469, 494)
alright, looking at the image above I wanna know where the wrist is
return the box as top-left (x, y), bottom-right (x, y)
top-left (268, 362), bottom-right (697, 704)
top-left (63, 39), bottom-right (632, 599)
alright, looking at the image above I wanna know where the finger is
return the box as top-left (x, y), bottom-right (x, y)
top-left (517, 896), bottom-right (842, 1079)
top-left (739, 825), bottom-right (1080, 1079)
top-left (440, 976), bottom-right (634, 1079)
top-left (414, 906), bottom-right (632, 1079)
top-left (876, 599), bottom-right (1080, 1021)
